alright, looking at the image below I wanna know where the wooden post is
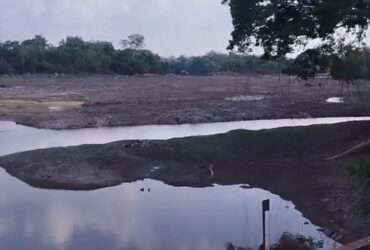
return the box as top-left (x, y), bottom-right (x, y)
top-left (262, 199), bottom-right (270, 250)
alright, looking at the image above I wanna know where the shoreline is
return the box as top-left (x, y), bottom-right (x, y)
top-left (1, 121), bottom-right (370, 243)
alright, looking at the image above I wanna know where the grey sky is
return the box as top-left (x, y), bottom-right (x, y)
top-left (0, 0), bottom-right (233, 57)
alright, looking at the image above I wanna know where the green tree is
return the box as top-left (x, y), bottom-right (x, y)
top-left (0, 41), bottom-right (22, 73)
top-left (283, 49), bottom-right (329, 80)
top-left (120, 34), bottom-right (145, 50)
top-left (0, 35), bottom-right (289, 76)
top-left (0, 58), bottom-right (15, 74)
top-left (19, 35), bottom-right (48, 73)
top-left (222, 0), bottom-right (370, 58)
top-left (330, 47), bottom-right (369, 84)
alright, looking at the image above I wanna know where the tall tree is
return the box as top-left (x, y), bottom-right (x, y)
top-left (222, 0), bottom-right (370, 58)
top-left (120, 34), bottom-right (145, 50)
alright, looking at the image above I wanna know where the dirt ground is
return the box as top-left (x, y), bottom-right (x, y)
top-left (0, 74), bottom-right (370, 129)
top-left (1, 74), bottom-right (370, 245)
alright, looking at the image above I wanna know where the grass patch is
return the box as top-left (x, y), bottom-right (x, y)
top-left (349, 158), bottom-right (370, 214)
top-left (350, 158), bottom-right (370, 184)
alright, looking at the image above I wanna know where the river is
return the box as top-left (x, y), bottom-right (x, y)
top-left (1, 117), bottom-right (367, 249)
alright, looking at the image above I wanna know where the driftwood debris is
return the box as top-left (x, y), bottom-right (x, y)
top-left (327, 139), bottom-right (370, 161)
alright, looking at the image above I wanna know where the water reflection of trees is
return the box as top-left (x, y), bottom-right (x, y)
top-left (226, 233), bottom-right (319, 250)
top-left (225, 242), bottom-right (249, 250)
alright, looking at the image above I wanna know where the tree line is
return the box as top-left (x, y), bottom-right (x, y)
top-left (223, 0), bottom-right (370, 83)
top-left (0, 35), bottom-right (286, 76)
top-left (283, 46), bottom-right (370, 83)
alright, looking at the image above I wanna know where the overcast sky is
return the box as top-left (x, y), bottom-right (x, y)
top-left (0, 0), bottom-right (233, 57)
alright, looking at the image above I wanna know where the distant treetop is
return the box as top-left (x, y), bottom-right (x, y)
top-left (120, 34), bottom-right (146, 50)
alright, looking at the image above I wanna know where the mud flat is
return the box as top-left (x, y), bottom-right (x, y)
top-left (0, 74), bottom-right (370, 129)
top-left (1, 121), bottom-right (370, 243)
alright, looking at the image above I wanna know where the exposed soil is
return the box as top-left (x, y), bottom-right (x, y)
top-left (1, 121), bottom-right (370, 244)
top-left (1, 74), bottom-right (370, 245)
top-left (0, 74), bottom-right (370, 129)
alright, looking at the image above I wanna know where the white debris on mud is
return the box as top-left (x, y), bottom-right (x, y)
top-left (225, 95), bottom-right (265, 102)
top-left (48, 106), bottom-right (64, 112)
top-left (326, 97), bottom-right (344, 104)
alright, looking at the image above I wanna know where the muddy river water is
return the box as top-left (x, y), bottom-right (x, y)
top-left (0, 170), bottom-right (337, 250)
top-left (1, 117), bottom-right (370, 249)
top-left (1, 117), bottom-right (370, 156)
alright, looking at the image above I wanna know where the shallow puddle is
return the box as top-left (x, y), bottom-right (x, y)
top-left (1, 117), bottom-right (370, 156)
top-left (0, 169), bottom-right (337, 250)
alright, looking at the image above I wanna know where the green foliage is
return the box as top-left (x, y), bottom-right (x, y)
top-left (222, 0), bottom-right (370, 58)
top-left (283, 49), bottom-right (329, 80)
top-left (223, 0), bottom-right (370, 79)
top-left (167, 52), bottom-right (287, 75)
top-left (350, 159), bottom-right (370, 184)
top-left (0, 58), bottom-right (15, 74)
top-left (120, 34), bottom-right (145, 50)
top-left (0, 35), bottom-right (287, 76)
top-left (112, 49), bottom-right (164, 75)
top-left (350, 158), bottom-right (370, 213)
top-left (330, 47), bottom-right (370, 83)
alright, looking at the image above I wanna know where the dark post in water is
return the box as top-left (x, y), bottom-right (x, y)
top-left (261, 199), bottom-right (270, 250)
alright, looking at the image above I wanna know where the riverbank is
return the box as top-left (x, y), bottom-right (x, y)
top-left (1, 121), bottom-right (370, 243)
top-left (0, 74), bottom-right (370, 129)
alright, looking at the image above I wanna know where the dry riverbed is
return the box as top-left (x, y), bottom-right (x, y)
top-left (0, 74), bottom-right (370, 128)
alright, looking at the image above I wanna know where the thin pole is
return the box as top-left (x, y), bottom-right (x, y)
top-left (262, 199), bottom-right (270, 250)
